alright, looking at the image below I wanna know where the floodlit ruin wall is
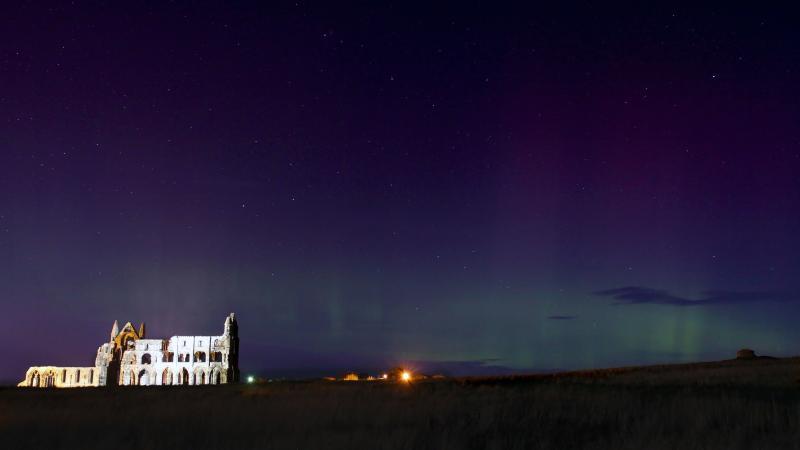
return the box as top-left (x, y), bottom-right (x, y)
top-left (18, 313), bottom-right (239, 388)
top-left (119, 335), bottom-right (232, 386)
top-left (20, 366), bottom-right (100, 388)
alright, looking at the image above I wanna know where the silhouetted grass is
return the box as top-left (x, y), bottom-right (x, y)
top-left (2, 358), bottom-right (799, 449)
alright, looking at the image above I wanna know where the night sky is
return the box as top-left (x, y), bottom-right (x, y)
top-left (2, 3), bottom-right (799, 382)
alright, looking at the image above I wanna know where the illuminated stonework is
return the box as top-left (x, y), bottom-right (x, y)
top-left (19, 313), bottom-right (239, 387)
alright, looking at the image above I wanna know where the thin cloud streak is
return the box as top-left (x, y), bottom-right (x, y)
top-left (595, 286), bottom-right (800, 306)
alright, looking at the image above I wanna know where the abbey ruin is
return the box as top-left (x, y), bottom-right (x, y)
top-left (19, 313), bottom-right (239, 387)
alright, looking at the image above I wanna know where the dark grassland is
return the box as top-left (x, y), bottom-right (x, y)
top-left (3, 358), bottom-right (800, 450)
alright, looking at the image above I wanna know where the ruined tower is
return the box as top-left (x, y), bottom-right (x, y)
top-left (224, 313), bottom-right (240, 382)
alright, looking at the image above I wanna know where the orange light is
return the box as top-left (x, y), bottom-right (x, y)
top-left (401, 371), bottom-right (411, 382)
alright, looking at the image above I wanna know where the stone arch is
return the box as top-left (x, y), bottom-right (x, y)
top-left (162, 368), bottom-right (173, 385)
top-left (181, 368), bottom-right (189, 385)
top-left (141, 353), bottom-right (152, 364)
top-left (138, 369), bottom-right (150, 386)
top-left (123, 370), bottom-right (136, 386)
top-left (211, 368), bottom-right (221, 385)
top-left (44, 371), bottom-right (55, 387)
top-left (31, 371), bottom-right (40, 387)
top-left (193, 368), bottom-right (207, 385)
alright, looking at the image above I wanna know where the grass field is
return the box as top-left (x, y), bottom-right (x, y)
top-left (2, 358), bottom-right (799, 449)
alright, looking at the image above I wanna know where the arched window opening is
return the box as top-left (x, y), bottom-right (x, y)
top-left (194, 351), bottom-right (206, 363)
top-left (181, 368), bottom-right (189, 385)
top-left (138, 369), bottom-right (150, 386)
top-left (89, 369), bottom-right (94, 384)
top-left (178, 354), bottom-right (184, 362)
top-left (142, 353), bottom-right (152, 364)
top-left (62, 370), bottom-right (67, 383)
top-left (162, 368), bottom-right (173, 385)
top-left (31, 371), bottom-right (40, 387)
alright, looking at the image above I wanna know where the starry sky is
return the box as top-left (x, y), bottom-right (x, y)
top-left (2, 3), bottom-right (799, 382)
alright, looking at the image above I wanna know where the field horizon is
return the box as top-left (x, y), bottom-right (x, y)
top-left (4, 356), bottom-right (799, 449)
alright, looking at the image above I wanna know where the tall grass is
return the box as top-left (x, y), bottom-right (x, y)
top-left (2, 358), bottom-right (799, 449)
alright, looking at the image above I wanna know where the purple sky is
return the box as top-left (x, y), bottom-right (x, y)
top-left (1, 3), bottom-right (799, 382)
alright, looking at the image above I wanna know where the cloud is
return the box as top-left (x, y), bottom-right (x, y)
top-left (595, 287), bottom-right (696, 306)
top-left (595, 286), bottom-right (800, 306)
top-left (408, 359), bottom-right (522, 376)
top-left (547, 315), bottom-right (578, 320)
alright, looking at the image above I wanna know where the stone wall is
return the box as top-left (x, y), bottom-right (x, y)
top-left (19, 366), bottom-right (100, 388)
top-left (119, 334), bottom-right (232, 386)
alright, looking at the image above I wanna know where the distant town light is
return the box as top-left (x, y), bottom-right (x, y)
top-left (381, 373), bottom-right (388, 380)
top-left (401, 371), bottom-right (411, 382)
top-left (246, 375), bottom-right (255, 384)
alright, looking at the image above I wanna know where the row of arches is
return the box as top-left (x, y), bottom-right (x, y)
top-left (28, 371), bottom-right (54, 387)
top-left (139, 351), bottom-right (226, 364)
top-left (27, 369), bottom-right (94, 387)
top-left (140, 351), bottom-right (178, 364)
top-left (123, 367), bottom-right (223, 386)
